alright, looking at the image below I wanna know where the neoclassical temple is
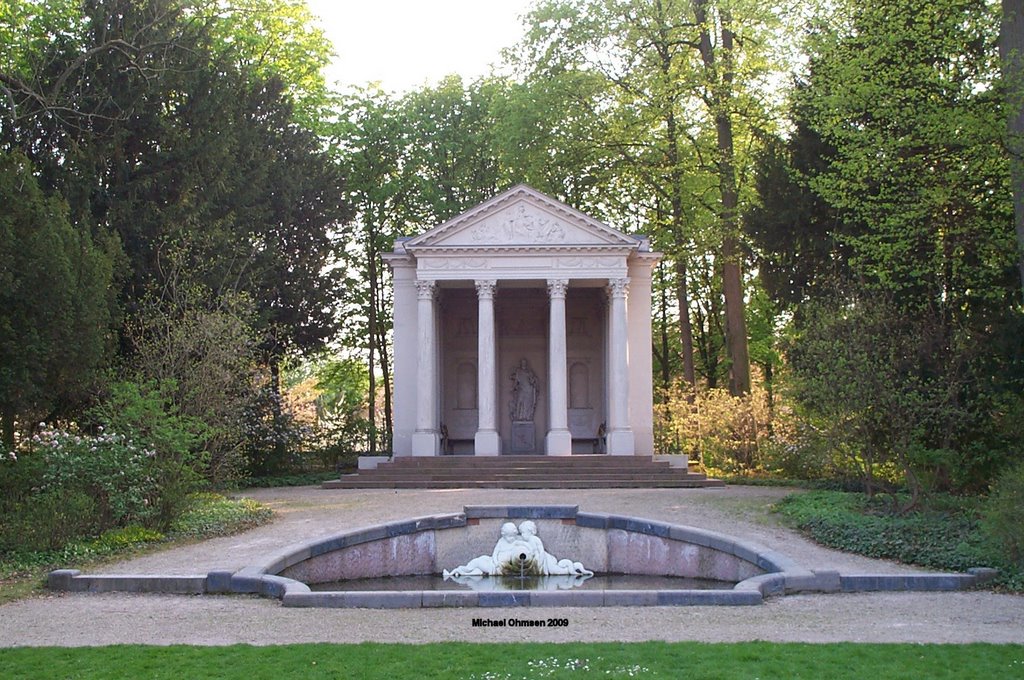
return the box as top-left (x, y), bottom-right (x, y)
top-left (385, 185), bottom-right (661, 457)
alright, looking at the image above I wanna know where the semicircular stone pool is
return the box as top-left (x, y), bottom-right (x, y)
top-left (48, 504), bottom-right (994, 605)
top-left (242, 504), bottom-right (808, 607)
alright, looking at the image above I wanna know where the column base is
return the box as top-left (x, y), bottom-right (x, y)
top-left (474, 430), bottom-right (501, 456)
top-left (411, 431), bottom-right (440, 456)
top-left (545, 429), bottom-right (572, 456)
top-left (607, 429), bottom-right (635, 456)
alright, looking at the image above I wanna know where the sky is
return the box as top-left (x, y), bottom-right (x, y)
top-left (304, 0), bottom-right (535, 94)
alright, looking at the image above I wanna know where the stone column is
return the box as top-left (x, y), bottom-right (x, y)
top-left (474, 280), bottom-right (501, 456)
top-left (546, 279), bottom-right (572, 455)
top-left (411, 279), bottom-right (439, 456)
top-left (606, 277), bottom-right (635, 455)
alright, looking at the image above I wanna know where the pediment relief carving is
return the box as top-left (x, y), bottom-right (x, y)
top-left (407, 186), bottom-right (639, 250)
top-left (468, 203), bottom-right (570, 245)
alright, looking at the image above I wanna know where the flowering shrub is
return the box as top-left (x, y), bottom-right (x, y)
top-left (654, 384), bottom-right (779, 472)
top-left (0, 381), bottom-right (208, 553)
top-left (0, 425), bottom-right (169, 552)
top-left (30, 425), bottom-right (162, 530)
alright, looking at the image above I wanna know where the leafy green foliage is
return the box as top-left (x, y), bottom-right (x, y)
top-left (1, 426), bottom-right (164, 551)
top-left (655, 385), bottom-right (771, 472)
top-left (126, 290), bottom-right (262, 486)
top-left (168, 493), bottom-right (272, 538)
top-left (89, 381), bottom-right (208, 528)
top-left (0, 378), bottom-right (212, 553)
top-left (804, 0), bottom-right (1016, 312)
top-left (785, 296), bottom-right (1001, 504)
top-left (2, 0), bottom-right (350, 465)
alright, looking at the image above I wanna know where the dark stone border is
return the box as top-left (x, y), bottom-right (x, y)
top-left (47, 506), bottom-right (999, 608)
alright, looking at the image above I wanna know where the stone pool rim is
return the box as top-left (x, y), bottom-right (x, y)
top-left (48, 504), bottom-right (999, 607)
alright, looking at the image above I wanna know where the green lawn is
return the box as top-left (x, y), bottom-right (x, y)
top-left (1, 642), bottom-right (1022, 679)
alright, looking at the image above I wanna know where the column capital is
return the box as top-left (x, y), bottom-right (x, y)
top-left (607, 277), bottom-right (630, 298)
top-left (415, 279), bottom-right (437, 300)
top-left (474, 279), bottom-right (497, 300)
top-left (547, 278), bottom-right (569, 298)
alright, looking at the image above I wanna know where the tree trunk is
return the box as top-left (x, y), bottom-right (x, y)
top-left (1002, 0), bottom-right (1024, 296)
top-left (674, 258), bottom-right (697, 386)
top-left (268, 354), bottom-right (286, 473)
top-left (367, 241), bottom-right (378, 456)
top-left (375, 316), bottom-right (393, 453)
top-left (658, 263), bottom-right (672, 389)
top-left (693, 0), bottom-right (751, 395)
top-left (722, 237), bottom-right (751, 395)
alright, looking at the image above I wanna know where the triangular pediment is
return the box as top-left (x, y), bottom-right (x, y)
top-left (406, 185), bottom-right (639, 250)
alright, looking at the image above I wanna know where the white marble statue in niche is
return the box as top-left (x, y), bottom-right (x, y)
top-left (509, 359), bottom-right (538, 422)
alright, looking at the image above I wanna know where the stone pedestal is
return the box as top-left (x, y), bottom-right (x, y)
top-left (511, 422), bottom-right (536, 453)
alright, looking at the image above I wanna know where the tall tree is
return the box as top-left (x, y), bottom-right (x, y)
top-left (514, 0), bottom-right (784, 395)
top-left (1, 0), bottom-right (351, 468)
top-left (0, 152), bottom-right (114, 449)
top-left (804, 0), bottom-right (1017, 317)
top-left (691, 0), bottom-right (753, 395)
top-left (331, 86), bottom-right (419, 453)
top-left (745, 94), bottom-right (860, 308)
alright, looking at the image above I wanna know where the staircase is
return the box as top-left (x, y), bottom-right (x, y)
top-left (321, 455), bottom-right (724, 489)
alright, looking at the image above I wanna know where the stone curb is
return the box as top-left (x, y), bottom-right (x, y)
top-left (47, 570), bottom-right (207, 594)
top-left (840, 573), bottom-right (984, 592)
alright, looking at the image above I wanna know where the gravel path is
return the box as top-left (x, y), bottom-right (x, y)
top-left (2, 485), bottom-right (1022, 647)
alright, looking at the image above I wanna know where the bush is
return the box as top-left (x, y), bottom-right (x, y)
top-left (0, 381), bottom-right (209, 554)
top-left (127, 289), bottom-right (264, 487)
top-left (2, 488), bottom-right (98, 553)
top-left (89, 381), bottom-right (208, 528)
top-left (982, 461), bottom-right (1024, 569)
top-left (0, 426), bottom-right (167, 552)
top-left (655, 385), bottom-right (775, 472)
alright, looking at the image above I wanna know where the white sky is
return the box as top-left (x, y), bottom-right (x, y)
top-left (304, 0), bottom-right (535, 94)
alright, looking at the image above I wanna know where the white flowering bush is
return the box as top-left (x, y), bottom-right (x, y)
top-left (32, 426), bottom-right (162, 529)
top-left (0, 425), bottom-right (166, 552)
top-left (0, 381), bottom-right (208, 553)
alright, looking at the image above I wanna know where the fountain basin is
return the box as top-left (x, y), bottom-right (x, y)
top-left (48, 505), bottom-right (998, 606)
top-left (241, 505), bottom-right (804, 607)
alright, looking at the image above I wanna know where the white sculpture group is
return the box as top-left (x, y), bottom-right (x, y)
top-left (442, 520), bottom-right (593, 581)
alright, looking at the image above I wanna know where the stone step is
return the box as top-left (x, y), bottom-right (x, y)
top-left (366, 456), bottom-right (674, 468)
top-left (323, 454), bottom-right (720, 489)
top-left (322, 478), bottom-right (724, 489)
top-left (344, 476), bottom-right (709, 485)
